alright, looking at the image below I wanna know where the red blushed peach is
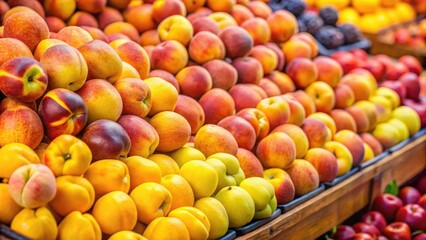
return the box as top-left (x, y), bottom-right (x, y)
top-left (113, 78), bottom-right (151, 119)
top-left (34, 37), bottom-right (67, 61)
top-left (246, 0), bottom-right (272, 19)
top-left (203, 59), bottom-right (238, 91)
top-left (181, 0), bottom-right (206, 13)
top-left (334, 84), bottom-right (355, 109)
top-left (176, 66), bottom-right (212, 100)
top-left (256, 96), bottom-right (290, 130)
top-left (67, 11), bottom-right (99, 28)
top-left (265, 71), bottom-right (295, 94)
top-left (106, 33), bottom-right (131, 42)
top-left (7, 0), bottom-right (45, 17)
top-left (231, 4), bottom-right (254, 25)
top-left (272, 124), bottom-right (309, 159)
top-left (151, 40), bottom-right (189, 75)
top-left (199, 88), bottom-right (236, 125)
top-left (118, 115), bottom-right (159, 158)
top-left (45, 16), bottom-right (66, 33)
top-left (305, 81), bottom-right (336, 113)
top-left (188, 31), bottom-right (226, 65)
top-left (107, 0), bottom-right (131, 10)
top-left (267, 10), bottom-right (298, 43)
top-left (291, 32), bottom-right (319, 59)
top-left (119, 62), bottom-right (140, 79)
top-left (229, 83), bottom-right (264, 112)
top-left (281, 95), bottom-right (306, 126)
top-left (174, 95), bottom-right (205, 134)
top-left (285, 90), bottom-right (317, 117)
top-left (0, 106), bottom-right (44, 149)
top-left (104, 22), bottom-right (140, 43)
top-left (281, 39), bottom-right (312, 63)
top-left (345, 105), bottom-right (370, 133)
top-left (208, 12), bottom-right (238, 30)
top-left (264, 42), bottom-right (285, 71)
top-left (152, 0), bottom-right (186, 24)
top-left (206, 0), bottom-right (235, 13)
top-left (249, 45), bottom-right (278, 75)
top-left (333, 130), bottom-right (365, 167)
top-left (99, 7), bottom-right (124, 30)
top-left (236, 108), bottom-right (270, 141)
top-left (194, 124), bottom-right (239, 157)
top-left (330, 109), bottom-right (358, 132)
top-left (219, 26), bottom-right (254, 59)
top-left (76, 0), bottom-right (106, 14)
top-left (145, 77), bottom-right (179, 117)
top-left (81, 26), bottom-right (109, 42)
top-left (314, 56), bottom-right (343, 88)
top-left (256, 132), bottom-right (296, 169)
top-left (360, 132), bottom-right (383, 156)
top-left (109, 38), bottom-right (150, 79)
top-left (232, 57), bottom-right (263, 85)
top-left (0, 98), bottom-right (37, 113)
top-left (140, 29), bottom-right (161, 46)
top-left (286, 159), bottom-right (320, 197)
top-left (258, 78), bottom-right (281, 97)
top-left (236, 148), bottom-right (264, 178)
top-left (218, 115), bottom-right (257, 150)
top-left (3, 10), bottom-right (49, 52)
top-left (56, 26), bottom-right (93, 49)
top-left (148, 70), bottom-right (180, 92)
top-left (286, 57), bottom-right (318, 89)
top-left (340, 73), bottom-right (373, 101)
top-left (187, 7), bottom-right (212, 22)
top-left (241, 17), bottom-right (270, 46)
top-left (191, 16), bottom-right (221, 35)
top-left (301, 118), bottom-right (331, 148)
top-left (44, 0), bottom-right (76, 20)
top-left (0, 38), bottom-right (33, 67)
top-left (304, 148), bottom-right (338, 183)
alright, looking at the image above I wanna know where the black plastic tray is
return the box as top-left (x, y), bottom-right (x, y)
top-left (218, 230), bottom-right (237, 240)
top-left (316, 37), bottom-right (372, 56)
top-left (411, 127), bottom-right (426, 140)
top-left (324, 167), bottom-right (360, 188)
top-left (278, 184), bottom-right (325, 212)
top-left (232, 208), bottom-right (282, 236)
top-left (359, 151), bottom-right (389, 169)
top-left (388, 138), bottom-right (413, 153)
top-left (0, 225), bottom-right (30, 240)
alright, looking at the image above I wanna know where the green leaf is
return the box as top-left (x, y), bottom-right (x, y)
top-left (384, 180), bottom-right (399, 195)
top-left (412, 230), bottom-right (424, 236)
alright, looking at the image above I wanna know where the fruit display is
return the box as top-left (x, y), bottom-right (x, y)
top-left (0, 0), bottom-right (425, 240)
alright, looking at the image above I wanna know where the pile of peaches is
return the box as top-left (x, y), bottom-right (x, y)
top-left (0, 0), bottom-right (425, 239)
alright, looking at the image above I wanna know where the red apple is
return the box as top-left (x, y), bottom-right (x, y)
top-left (398, 72), bottom-right (421, 101)
top-left (353, 222), bottom-right (381, 239)
top-left (417, 176), bottom-right (426, 194)
top-left (385, 62), bottom-right (409, 81)
top-left (372, 193), bottom-right (403, 222)
top-left (399, 55), bottom-right (422, 76)
top-left (330, 51), bottom-right (360, 74)
top-left (398, 186), bottom-right (422, 205)
top-left (330, 225), bottom-right (356, 240)
top-left (402, 99), bottom-right (426, 128)
top-left (360, 59), bottom-right (386, 83)
top-left (353, 233), bottom-right (374, 240)
top-left (418, 194), bottom-right (426, 210)
top-left (414, 233), bottom-right (426, 240)
top-left (395, 204), bottom-right (426, 231)
top-left (361, 211), bottom-right (387, 233)
top-left (383, 222), bottom-right (411, 240)
top-left (350, 49), bottom-right (369, 63)
top-left (394, 28), bottom-right (412, 45)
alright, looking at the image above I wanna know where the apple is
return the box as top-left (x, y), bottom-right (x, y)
top-left (395, 204), bottom-right (426, 231)
top-left (263, 168), bottom-right (295, 205)
top-left (398, 72), bottom-right (421, 101)
top-left (206, 152), bottom-right (245, 194)
top-left (353, 222), bottom-right (381, 239)
top-left (399, 55), bottom-right (422, 76)
top-left (383, 222), bottom-right (411, 240)
top-left (414, 234), bottom-right (426, 240)
top-left (361, 211), bottom-right (387, 233)
top-left (330, 225), bottom-right (356, 240)
top-left (353, 233), bottom-right (374, 240)
top-left (417, 176), bottom-right (426, 194)
top-left (372, 193), bottom-right (404, 222)
top-left (386, 61), bottom-right (409, 81)
top-left (398, 186), bottom-right (422, 205)
top-left (402, 99), bottom-right (426, 128)
top-left (330, 51), bottom-right (360, 74)
top-left (360, 58), bottom-right (386, 83)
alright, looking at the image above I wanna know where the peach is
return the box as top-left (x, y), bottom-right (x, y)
top-left (345, 105), bottom-right (371, 133)
top-left (314, 56), bottom-right (343, 88)
top-left (8, 163), bottom-right (56, 208)
top-left (191, 16), bottom-right (221, 35)
top-left (140, 29), bottom-right (161, 46)
top-left (122, 156), bottom-right (162, 191)
top-left (143, 217), bottom-right (189, 240)
top-left (334, 83), bottom-right (355, 109)
top-left (67, 11), bottom-right (99, 28)
top-left (258, 78), bottom-right (281, 97)
top-left (264, 42), bottom-right (285, 71)
top-left (281, 39), bottom-right (312, 63)
top-left (0, 106), bottom-right (43, 149)
top-left (45, 16), bottom-right (66, 33)
top-left (330, 109), bottom-right (358, 132)
top-left (219, 26), bottom-right (254, 59)
top-left (272, 124), bottom-right (309, 159)
top-left (57, 212), bottom-right (102, 240)
top-left (99, 6), bottom-right (125, 30)
top-left (3, 10), bottom-right (49, 52)
top-left (236, 108), bottom-right (270, 141)
top-left (0, 38), bottom-right (33, 67)
top-left (44, 0), bottom-right (76, 20)
top-left (246, 0), bottom-right (272, 19)
top-left (169, 146), bottom-right (206, 167)
top-left (176, 66), bottom-right (213, 100)
top-left (305, 81), bottom-right (336, 113)
top-left (231, 4), bottom-right (254, 25)
top-left (33, 38), bottom-right (67, 61)
top-left (307, 112), bottom-right (337, 138)
top-left (40, 44), bottom-right (88, 91)
top-left (301, 118), bottom-right (331, 148)
top-left (118, 61), bottom-right (140, 79)
top-left (144, 77), bottom-right (179, 117)
top-left (158, 15), bottom-right (194, 47)
top-left (360, 132), bottom-right (383, 156)
top-left (340, 73), bottom-right (373, 101)
top-left (81, 26), bottom-right (109, 42)
top-left (174, 95), bottom-right (205, 135)
top-left (229, 83), bottom-right (263, 112)
top-left (264, 71), bottom-right (295, 94)
top-left (161, 174), bottom-right (195, 211)
top-left (281, 95), bottom-right (306, 126)
top-left (149, 111), bottom-right (191, 153)
top-left (256, 96), bottom-right (290, 130)
top-left (151, 40), bottom-right (189, 74)
top-left (148, 154), bottom-right (180, 176)
top-left (286, 57), bottom-right (318, 89)
top-left (206, 0), bottom-right (235, 13)
top-left (56, 26), bottom-right (94, 49)
top-left (286, 159), bottom-right (320, 197)
top-left (188, 31), bottom-right (226, 64)
top-left (353, 100), bottom-right (379, 132)
top-left (241, 18), bottom-right (270, 45)
top-left (208, 12), bottom-right (238, 29)
top-left (202, 59), bottom-right (237, 90)
top-left (11, 207), bottom-right (58, 239)
top-left (187, 7), bottom-right (212, 22)
top-left (7, 0), bottom-right (45, 17)
top-left (148, 69), bottom-right (180, 92)
top-left (113, 78), bottom-right (151, 118)
top-left (167, 207), bottom-right (210, 240)
top-left (232, 56), bottom-right (263, 85)
top-left (109, 38), bottom-right (150, 79)
top-left (181, 0), bottom-right (206, 13)
top-left (199, 88), bottom-right (236, 124)
top-left (76, 0), bottom-right (106, 14)
top-left (117, 115), bottom-right (160, 158)
top-left (291, 32), bottom-right (319, 58)
top-left (286, 90), bottom-right (317, 116)
top-left (333, 130), bottom-right (365, 167)
top-left (152, 0), bottom-right (186, 23)
top-left (107, 0), bottom-right (131, 10)
top-left (0, 98), bottom-right (36, 113)
top-left (218, 115), bottom-right (257, 150)
top-left (249, 45), bottom-right (278, 75)
top-left (76, 79), bottom-right (123, 123)
top-left (267, 10), bottom-right (298, 43)
top-left (372, 122), bottom-right (401, 150)
top-left (304, 148), bottom-right (338, 182)
top-left (193, 124), bottom-right (238, 157)
top-left (236, 148), bottom-right (263, 178)
top-left (0, 142), bottom-right (41, 180)
top-left (256, 132), bottom-right (296, 169)
top-left (104, 22), bottom-right (140, 43)
top-left (0, 183), bottom-right (22, 224)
